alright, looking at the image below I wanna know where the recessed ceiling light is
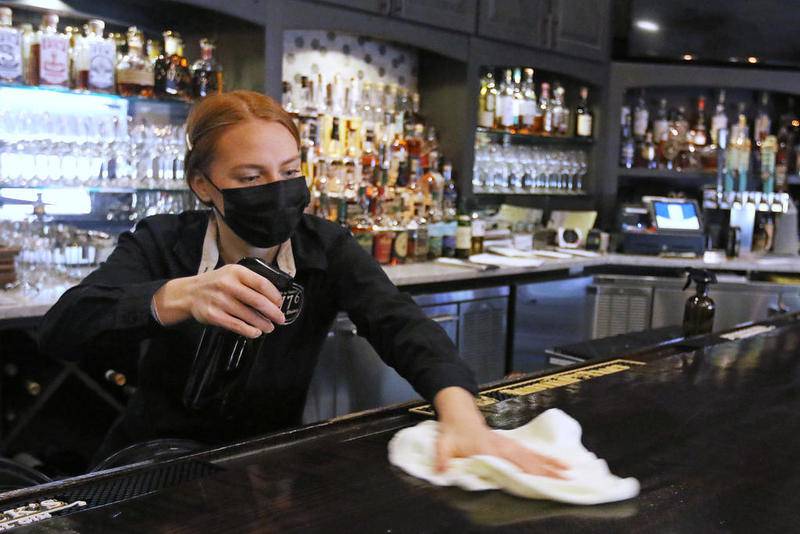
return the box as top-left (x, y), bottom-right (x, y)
top-left (729, 57), bottom-right (740, 63)
top-left (634, 19), bottom-right (660, 32)
top-left (747, 56), bottom-right (759, 64)
top-left (682, 54), bottom-right (696, 61)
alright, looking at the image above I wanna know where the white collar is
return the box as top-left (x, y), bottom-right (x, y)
top-left (198, 211), bottom-right (297, 277)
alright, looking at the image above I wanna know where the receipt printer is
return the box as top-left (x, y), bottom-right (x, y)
top-left (620, 197), bottom-right (706, 255)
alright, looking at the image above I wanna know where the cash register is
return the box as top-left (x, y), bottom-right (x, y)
top-left (620, 196), bottom-right (706, 255)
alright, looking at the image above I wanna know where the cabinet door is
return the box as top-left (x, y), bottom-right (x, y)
top-left (392, 0), bottom-right (477, 34)
top-left (551, 0), bottom-right (609, 61)
top-left (458, 297), bottom-right (507, 385)
top-left (318, 0), bottom-right (390, 15)
top-left (477, 0), bottom-right (549, 49)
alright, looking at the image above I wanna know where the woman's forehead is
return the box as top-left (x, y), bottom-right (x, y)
top-left (214, 119), bottom-right (298, 165)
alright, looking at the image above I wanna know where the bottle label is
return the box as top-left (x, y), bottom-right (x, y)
top-left (0, 27), bottom-right (22, 81)
top-left (710, 115), bottom-right (728, 143)
top-left (633, 110), bottom-right (649, 137)
top-left (40, 34), bottom-right (69, 86)
top-left (470, 219), bottom-right (485, 237)
top-left (117, 67), bottom-right (154, 87)
top-left (500, 96), bottom-right (515, 127)
top-left (478, 111), bottom-right (494, 128)
top-left (456, 225), bottom-right (471, 249)
top-left (485, 93), bottom-right (495, 112)
top-left (392, 230), bottom-right (408, 260)
top-left (88, 40), bottom-right (116, 90)
top-left (653, 119), bottom-right (669, 142)
top-left (577, 114), bottom-right (593, 137)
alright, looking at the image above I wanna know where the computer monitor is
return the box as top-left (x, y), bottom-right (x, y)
top-left (649, 199), bottom-right (702, 232)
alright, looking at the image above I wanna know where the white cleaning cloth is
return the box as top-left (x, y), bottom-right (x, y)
top-left (388, 408), bottom-right (640, 505)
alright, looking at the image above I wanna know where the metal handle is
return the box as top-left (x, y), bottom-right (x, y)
top-left (430, 314), bottom-right (458, 324)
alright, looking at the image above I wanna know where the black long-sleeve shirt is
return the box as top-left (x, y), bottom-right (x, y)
top-left (38, 211), bottom-right (477, 449)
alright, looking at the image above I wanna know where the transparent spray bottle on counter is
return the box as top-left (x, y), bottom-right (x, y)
top-left (682, 268), bottom-right (717, 337)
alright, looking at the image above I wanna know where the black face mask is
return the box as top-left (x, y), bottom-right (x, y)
top-left (205, 176), bottom-right (310, 248)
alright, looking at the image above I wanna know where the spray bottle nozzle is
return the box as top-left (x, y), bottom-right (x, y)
top-left (683, 268), bottom-right (718, 291)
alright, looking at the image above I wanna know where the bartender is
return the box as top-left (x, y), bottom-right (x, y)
top-left (38, 91), bottom-right (565, 478)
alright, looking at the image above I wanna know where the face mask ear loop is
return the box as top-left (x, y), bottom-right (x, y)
top-left (198, 171), bottom-right (224, 213)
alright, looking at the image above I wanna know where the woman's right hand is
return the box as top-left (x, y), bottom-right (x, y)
top-left (152, 264), bottom-right (285, 338)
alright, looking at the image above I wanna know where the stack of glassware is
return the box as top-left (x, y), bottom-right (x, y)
top-left (473, 143), bottom-right (588, 194)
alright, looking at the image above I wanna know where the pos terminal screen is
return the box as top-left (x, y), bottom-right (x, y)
top-left (652, 200), bottom-right (701, 231)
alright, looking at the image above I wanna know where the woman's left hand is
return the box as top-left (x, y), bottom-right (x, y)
top-left (433, 387), bottom-right (567, 478)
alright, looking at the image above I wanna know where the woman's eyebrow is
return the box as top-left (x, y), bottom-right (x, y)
top-left (230, 164), bottom-right (266, 172)
top-left (280, 155), bottom-right (301, 166)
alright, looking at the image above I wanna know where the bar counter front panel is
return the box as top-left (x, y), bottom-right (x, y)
top-left (6, 315), bottom-right (800, 532)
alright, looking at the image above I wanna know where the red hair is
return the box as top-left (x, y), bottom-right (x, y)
top-left (184, 90), bottom-right (300, 185)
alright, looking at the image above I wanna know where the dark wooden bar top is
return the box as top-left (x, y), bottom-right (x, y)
top-left (7, 315), bottom-right (800, 532)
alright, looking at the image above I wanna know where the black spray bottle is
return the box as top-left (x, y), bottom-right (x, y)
top-left (682, 268), bottom-right (717, 337)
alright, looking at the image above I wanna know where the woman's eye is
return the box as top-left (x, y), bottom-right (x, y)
top-left (283, 169), bottom-right (303, 178)
top-left (242, 175), bottom-right (260, 183)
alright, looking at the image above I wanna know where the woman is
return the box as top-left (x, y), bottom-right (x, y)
top-left (38, 91), bottom-right (565, 477)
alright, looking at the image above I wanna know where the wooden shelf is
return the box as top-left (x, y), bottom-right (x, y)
top-left (617, 167), bottom-right (717, 182)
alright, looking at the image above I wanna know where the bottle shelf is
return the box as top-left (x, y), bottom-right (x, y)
top-left (476, 127), bottom-right (594, 145)
top-left (617, 167), bottom-right (717, 182)
top-left (473, 189), bottom-right (589, 197)
top-left (0, 83), bottom-right (193, 112)
top-left (0, 183), bottom-right (190, 193)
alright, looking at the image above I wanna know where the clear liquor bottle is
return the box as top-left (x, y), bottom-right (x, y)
top-left (495, 69), bottom-right (516, 131)
top-left (511, 68), bottom-right (525, 134)
top-left (76, 19), bottom-right (116, 93)
top-left (632, 89), bottom-right (649, 141)
top-left (19, 23), bottom-right (33, 84)
top-left (539, 82), bottom-right (553, 135)
top-left (575, 86), bottom-right (593, 138)
top-left (710, 90), bottom-right (728, 147)
top-left (478, 70), bottom-right (497, 129)
top-left (754, 92), bottom-right (771, 145)
top-left (116, 27), bottom-right (154, 98)
top-left (521, 68), bottom-right (538, 134)
top-left (0, 8), bottom-right (23, 83)
top-left (154, 31), bottom-right (191, 100)
top-left (551, 83), bottom-right (569, 136)
top-left (191, 38), bottom-right (223, 99)
top-left (30, 13), bottom-right (69, 88)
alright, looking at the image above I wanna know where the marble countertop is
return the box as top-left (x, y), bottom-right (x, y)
top-left (4, 252), bottom-right (800, 321)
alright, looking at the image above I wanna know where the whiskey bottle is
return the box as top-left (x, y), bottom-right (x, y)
top-left (0, 7), bottom-right (23, 83)
top-left (191, 38), bottom-right (223, 99)
top-left (116, 27), bottom-right (154, 98)
top-left (496, 69), bottom-right (516, 131)
top-left (478, 70), bottom-right (497, 129)
top-left (154, 31), bottom-right (191, 100)
top-left (632, 89), bottom-right (649, 141)
top-left (710, 90), bottom-right (728, 147)
top-left (692, 96), bottom-right (708, 147)
top-left (76, 19), bottom-right (116, 93)
top-left (551, 83), bottom-right (569, 136)
top-left (19, 22), bottom-right (33, 84)
top-left (31, 13), bottom-right (69, 88)
top-left (652, 98), bottom-right (670, 145)
top-left (575, 86), bottom-right (593, 138)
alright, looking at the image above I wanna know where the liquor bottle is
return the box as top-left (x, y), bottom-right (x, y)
top-left (146, 39), bottom-right (160, 65)
top-left (66, 25), bottom-right (81, 88)
top-left (30, 13), bottom-right (69, 88)
top-left (0, 8), bottom-right (23, 83)
top-left (470, 212), bottom-right (485, 255)
top-left (441, 162), bottom-right (457, 221)
top-left (511, 68), bottom-right (525, 134)
top-left (575, 86), bottom-right (593, 138)
top-left (640, 131), bottom-right (657, 169)
top-left (361, 129), bottom-right (379, 184)
top-left (761, 135), bottom-right (777, 194)
top-left (299, 122), bottom-right (316, 185)
top-left (351, 185), bottom-right (375, 254)
top-left (154, 31), bottom-right (191, 100)
top-left (116, 27), bottom-right (154, 97)
top-left (551, 83), bottom-right (569, 136)
top-left (710, 90), bottom-right (728, 147)
top-left (478, 70), bottom-right (496, 128)
top-left (19, 22), bottom-right (33, 84)
top-left (521, 68), bottom-right (538, 134)
top-left (731, 103), bottom-right (751, 191)
top-left (632, 89), bottom-right (649, 141)
top-left (692, 96), bottom-right (708, 148)
top-left (754, 92), bottom-right (771, 144)
top-left (540, 82), bottom-right (553, 135)
top-left (495, 69), bottom-right (516, 131)
top-left (76, 19), bottom-right (116, 93)
top-left (776, 123), bottom-right (790, 191)
top-left (652, 98), bottom-right (670, 146)
top-left (191, 38), bottom-right (223, 99)
top-left (455, 214), bottom-right (471, 259)
top-left (620, 106), bottom-right (635, 169)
